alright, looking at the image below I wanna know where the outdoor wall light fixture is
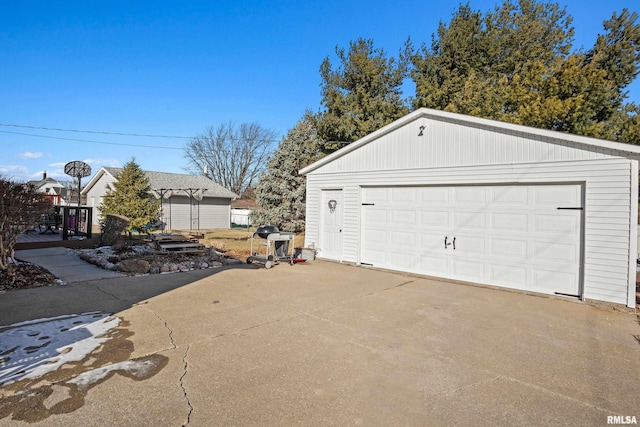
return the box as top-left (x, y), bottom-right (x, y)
top-left (418, 125), bottom-right (426, 136)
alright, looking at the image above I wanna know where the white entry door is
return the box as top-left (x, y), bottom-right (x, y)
top-left (361, 184), bottom-right (583, 298)
top-left (320, 190), bottom-right (343, 260)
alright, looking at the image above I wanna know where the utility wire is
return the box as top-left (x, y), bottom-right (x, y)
top-left (0, 130), bottom-right (184, 150)
top-left (0, 123), bottom-right (193, 139)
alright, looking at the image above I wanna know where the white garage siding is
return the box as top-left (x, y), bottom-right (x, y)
top-left (314, 116), bottom-right (622, 174)
top-left (305, 158), bottom-right (636, 307)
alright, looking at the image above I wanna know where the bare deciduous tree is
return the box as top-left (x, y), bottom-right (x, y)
top-left (184, 122), bottom-right (277, 196)
top-left (0, 177), bottom-right (52, 272)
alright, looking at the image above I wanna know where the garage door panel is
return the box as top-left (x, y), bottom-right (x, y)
top-left (490, 239), bottom-right (527, 259)
top-left (364, 188), bottom-right (390, 204)
top-left (534, 185), bottom-right (581, 206)
top-left (419, 187), bottom-right (449, 204)
top-left (362, 228), bottom-right (387, 246)
top-left (533, 242), bottom-right (579, 263)
top-left (419, 211), bottom-right (449, 228)
top-left (533, 214), bottom-right (578, 234)
top-left (391, 209), bottom-right (417, 226)
top-left (490, 186), bottom-right (529, 206)
top-left (491, 213), bottom-right (528, 232)
top-left (453, 212), bottom-right (486, 229)
top-left (489, 264), bottom-right (527, 288)
top-left (390, 231), bottom-right (416, 246)
top-left (532, 268), bottom-right (578, 295)
top-left (389, 252), bottom-right (418, 270)
top-left (453, 235), bottom-right (485, 255)
top-left (364, 209), bottom-right (388, 225)
top-left (361, 184), bottom-right (582, 299)
top-left (362, 248), bottom-right (387, 266)
top-left (452, 259), bottom-right (484, 281)
top-left (419, 232), bottom-right (445, 250)
top-left (454, 187), bottom-right (486, 205)
top-left (391, 187), bottom-right (417, 203)
top-left (419, 256), bottom-right (448, 276)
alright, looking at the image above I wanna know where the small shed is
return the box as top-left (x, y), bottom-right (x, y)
top-left (300, 108), bottom-right (640, 307)
top-left (82, 167), bottom-right (239, 230)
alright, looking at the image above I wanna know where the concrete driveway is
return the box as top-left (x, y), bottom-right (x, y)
top-left (0, 260), bottom-right (639, 426)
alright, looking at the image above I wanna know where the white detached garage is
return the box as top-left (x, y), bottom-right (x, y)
top-left (300, 108), bottom-right (639, 308)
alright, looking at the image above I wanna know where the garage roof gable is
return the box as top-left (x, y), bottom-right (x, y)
top-left (300, 108), bottom-right (640, 175)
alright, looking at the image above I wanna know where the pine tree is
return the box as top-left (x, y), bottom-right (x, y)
top-left (316, 38), bottom-right (410, 152)
top-left (410, 1), bottom-right (640, 142)
top-left (99, 159), bottom-right (161, 232)
top-left (251, 114), bottom-right (320, 232)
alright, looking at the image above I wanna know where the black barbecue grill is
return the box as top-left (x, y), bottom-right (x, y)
top-left (255, 224), bottom-right (279, 239)
top-left (246, 225), bottom-right (295, 269)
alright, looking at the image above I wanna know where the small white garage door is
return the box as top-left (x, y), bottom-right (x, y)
top-left (361, 184), bottom-right (583, 297)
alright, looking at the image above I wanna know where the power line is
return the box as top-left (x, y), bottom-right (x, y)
top-left (0, 123), bottom-right (193, 139)
top-left (0, 130), bottom-right (184, 150)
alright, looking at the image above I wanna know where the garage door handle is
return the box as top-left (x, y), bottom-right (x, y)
top-left (445, 236), bottom-right (456, 250)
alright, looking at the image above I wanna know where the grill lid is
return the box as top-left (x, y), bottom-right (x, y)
top-left (255, 225), bottom-right (279, 239)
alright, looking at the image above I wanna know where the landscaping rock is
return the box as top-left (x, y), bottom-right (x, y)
top-left (119, 259), bottom-right (151, 274)
top-left (75, 243), bottom-right (238, 276)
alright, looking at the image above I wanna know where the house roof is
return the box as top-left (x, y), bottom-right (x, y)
top-left (27, 177), bottom-right (65, 190)
top-left (300, 107), bottom-right (640, 175)
top-left (82, 167), bottom-right (239, 199)
top-left (231, 198), bottom-right (259, 209)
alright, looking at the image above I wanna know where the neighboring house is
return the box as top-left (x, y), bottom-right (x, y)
top-left (231, 198), bottom-right (258, 226)
top-left (300, 108), bottom-right (640, 308)
top-left (82, 167), bottom-right (239, 230)
top-left (28, 172), bottom-right (67, 205)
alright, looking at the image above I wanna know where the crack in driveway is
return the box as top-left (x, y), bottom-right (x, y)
top-left (94, 284), bottom-right (134, 303)
top-left (180, 345), bottom-right (192, 426)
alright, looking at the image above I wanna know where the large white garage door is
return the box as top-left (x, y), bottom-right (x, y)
top-left (361, 184), bottom-right (583, 297)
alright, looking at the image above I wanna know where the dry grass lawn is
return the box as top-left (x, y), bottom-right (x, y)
top-left (172, 228), bottom-right (305, 261)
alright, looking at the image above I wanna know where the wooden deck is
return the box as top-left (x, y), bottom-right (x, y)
top-left (15, 229), bottom-right (98, 250)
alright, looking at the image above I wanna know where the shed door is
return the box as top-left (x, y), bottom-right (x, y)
top-left (361, 184), bottom-right (583, 297)
top-left (320, 190), bottom-right (343, 260)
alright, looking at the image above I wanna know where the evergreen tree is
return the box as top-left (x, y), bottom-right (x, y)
top-left (251, 113), bottom-right (321, 232)
top-left (99, 159), bottom-right (161, 232)
top-left (316, 38), bottom-right (410, 152)
top-left (410, 0), bottom-right (640, 142)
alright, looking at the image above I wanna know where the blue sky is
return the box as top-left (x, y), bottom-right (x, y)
top-left (1, 0), bottom-right (637, 183)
